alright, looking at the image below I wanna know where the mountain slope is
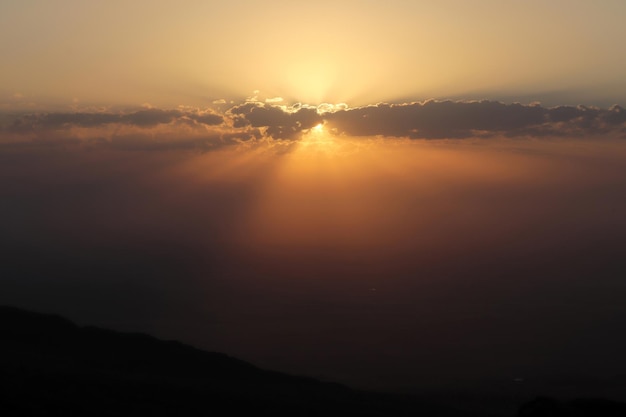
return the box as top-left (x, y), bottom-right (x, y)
top-left (0, 305), bottom-right (481, 416)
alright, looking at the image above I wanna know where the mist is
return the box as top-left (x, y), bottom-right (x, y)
top-left (2, 135), bottom-right (626, 396)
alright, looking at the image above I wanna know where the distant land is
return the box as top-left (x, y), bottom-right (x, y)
top-left (1, 305), bottom-right (625, 416)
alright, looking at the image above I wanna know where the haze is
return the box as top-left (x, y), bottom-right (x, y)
top-left (2, 1), bottom-right (626, 108)
top-left (1, 1), bottom-right (626, 410)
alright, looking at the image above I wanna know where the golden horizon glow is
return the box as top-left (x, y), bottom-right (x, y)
top-left (1, 1), bottom-right (625, 110)
top-left (208, 137), bottom-right (626, 251)
top-left (296, 122), bottom-right (342, 156)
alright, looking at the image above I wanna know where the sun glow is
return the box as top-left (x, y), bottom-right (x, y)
top-left (296, 122), bottom-right (339, 154)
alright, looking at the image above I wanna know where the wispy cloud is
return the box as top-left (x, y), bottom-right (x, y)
top-left (0, 107), bottom-right (254, 152)
top-left (7, 108), bottom-right (223, 132)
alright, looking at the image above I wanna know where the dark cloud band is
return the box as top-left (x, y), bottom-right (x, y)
top-left (6, 108), bottom-right (224, 133)
top-left (322, 101), bottom-right (626, 139)
top-left (229, 102), bottom-right (322, 139)
top-left (1, 100), bottom-right (624, 145)
top-left (226, 100), bottom-right (625, 139)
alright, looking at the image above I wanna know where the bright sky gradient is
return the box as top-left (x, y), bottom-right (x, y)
top-left (1, 0), bottom-right (625, 110)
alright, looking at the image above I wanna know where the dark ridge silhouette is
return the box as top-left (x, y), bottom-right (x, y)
top-left (0, 305), bottom-right (484, 416)
top-left (3, 306), bottom-right (626, 416)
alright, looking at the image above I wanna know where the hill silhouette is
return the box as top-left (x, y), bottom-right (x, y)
top-left (0, 305), bottom-right (484, 416)
top-left (2, 305), bottom-right (626, 416)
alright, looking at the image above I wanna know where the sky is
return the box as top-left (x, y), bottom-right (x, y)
top-left (1, 0), bottom-right (626, 109)
top-left (2, 1), bottom-right (626, 409)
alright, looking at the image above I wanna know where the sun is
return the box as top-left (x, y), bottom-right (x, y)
top-left (296, 121), bottom-right (340, 155)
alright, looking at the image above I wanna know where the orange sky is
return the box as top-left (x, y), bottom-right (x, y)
top-left (2, 0), bottom-right (626, 397)
top-left (1, 1), bottom-right (625, 110)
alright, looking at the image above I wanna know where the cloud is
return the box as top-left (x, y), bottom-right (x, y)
top-left (100, 129), bottom-right (261, 153)
top-left (321, 100), bottom-right (626, 139)
top-left (229, 102), bottom-right (322, 139)
top-left (316, 103), bottom-right (348, 113)
top-left (6, 108), bottom-right (224, 133)
top-left (2, 100), bottom-right (625, 152)
top-left (225, 100), bottom-right (625, 140)
top-left (0, 107), bottom-right (261, 153)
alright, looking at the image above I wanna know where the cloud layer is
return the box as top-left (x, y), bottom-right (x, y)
top-left (325, 101), bottom-right (626, 139)
top-left (229, 102), bottom-right (322, 139)
top-left (1, 100), bottom-right (624, 151)
top-left (7, 108), bottom-right (223, 131)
